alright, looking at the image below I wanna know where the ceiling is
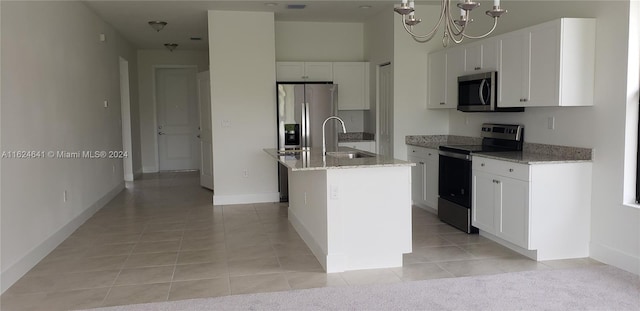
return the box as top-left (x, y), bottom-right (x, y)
top-left (83, 0), bottom-right (405, 50)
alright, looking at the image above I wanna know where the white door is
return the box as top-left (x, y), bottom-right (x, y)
top-left (156, 68), bottom-right (199, 171)
top-left (377, 63), bottom-right (393, 157)
top-left (197, 71), bottom-right (213, 190)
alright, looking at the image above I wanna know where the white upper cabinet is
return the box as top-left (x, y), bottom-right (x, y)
top-left (427, 50), bottom-right (449, 109)
top-left (498, 18), bottom-right (596, 107)
top-left (333, 62), bottom-right (370, 110)
top-left (276, 62), bottom-right (333, 82)
top-left (427, 47), bottom-right (464, 109)
top-left (464, 39), bottom-right (498, 73)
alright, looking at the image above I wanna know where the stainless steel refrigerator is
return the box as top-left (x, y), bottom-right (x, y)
top-left (277, 83), bottom-right (338, 202)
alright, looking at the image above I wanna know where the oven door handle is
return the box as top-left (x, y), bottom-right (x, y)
top-left (439, 150), bottom-right (472, 161)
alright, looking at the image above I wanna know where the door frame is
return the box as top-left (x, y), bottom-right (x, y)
top-left (376, 62), bottom-right (393, 157)
top-left (119, 57), bottom-right (134, 181)
top-left (151, 65), bottom-right (199, 172)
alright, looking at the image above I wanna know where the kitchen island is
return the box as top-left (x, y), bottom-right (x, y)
top-left (264, 148), bottom-right (414, 273)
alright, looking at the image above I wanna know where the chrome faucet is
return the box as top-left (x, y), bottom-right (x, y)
top-left (322, 116), bottom-right (347, 156)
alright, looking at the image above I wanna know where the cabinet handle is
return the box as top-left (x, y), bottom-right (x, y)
top-left (509, 168), bottom-right (514, 172)
top-left (481, 163), bottom-right (485, 166)
top-left (412, 150), bottom-right (416, 153)
top-left (474, 67), bottom-right (481, 70)
top-left (419, 162), bottom-right (425, 165)
top-left (428, 153), bottom-right (432, 156)
top-left (523, 98), bottom-right (528, 102)
top-left (440, 102), bottom-right (445, 105)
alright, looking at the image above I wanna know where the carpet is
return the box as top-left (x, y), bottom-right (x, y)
top-left (88, 266), bottom-right (640, 311)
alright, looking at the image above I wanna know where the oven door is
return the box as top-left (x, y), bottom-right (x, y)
top-left (438, 151), bottom-right (472, 208)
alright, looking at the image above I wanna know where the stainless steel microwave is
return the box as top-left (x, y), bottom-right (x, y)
top-left (457, 71), bottom-right (524, 112)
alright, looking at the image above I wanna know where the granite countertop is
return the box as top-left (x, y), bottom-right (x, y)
top-left (472, 151), bottom-right (591, 164)
top-left (264, 147), bottom-right (414, 171)
top-left (406, 135), bottom-right (592, 164)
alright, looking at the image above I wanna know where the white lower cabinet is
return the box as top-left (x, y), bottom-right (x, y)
top-left (472, 156), bottom-right (592, 260)
top-left (407, 146), bottom-right (438, 211)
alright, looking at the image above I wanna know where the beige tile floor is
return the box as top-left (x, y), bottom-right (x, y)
top-left (0, 171), bottom-right (604, 311)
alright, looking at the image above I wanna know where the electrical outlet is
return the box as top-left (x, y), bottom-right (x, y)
top-left (63, 190), bottom-right (67, 202)
top-left (103, 100), bottom-right (109, 108)
top-left (330, 185), bottom-right (339, 200)
top-left (222, 120), bottom-right (231, 128)
top-left (243, 170), bottom-right (248, 178)
top-left (547, 117), bottom-right (555, 130)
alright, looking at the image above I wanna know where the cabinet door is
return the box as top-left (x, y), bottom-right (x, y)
top-left (528, 22), bottom-right (559, 107)
top-left (408, 155), bottom-right (426, 206)
top-left (496, 177), bottom-right (530, 248)
top-left (427, 50), bottom-right (449, 109)
top-left (465, 44), bottom-right (483, 73)
top-left (424, 150), bottom-right (439, 209)
top-left (276, 62), bottom-right (305, 81)
top-left (445, 47), bottom-right (466, 109)
top-left (465, 40), bottom-right (498, 73)
top-left (334, 62), bottom-right (368, 110)
top-left (498, 32), bottom-right (529, 108)
top-left (304, 62), bottom-right (333, 82)
top-left (472, 170), bottom-right (497, 233)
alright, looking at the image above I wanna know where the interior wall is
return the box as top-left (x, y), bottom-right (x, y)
top-left (275, 21), bottom-right (364, 61)
top-left (392, 4), bottom-right (450, 160)
top-left (137, 50), bottom-right (209, 173)
top-left (446, 1), bottom-right (639, 274)
top-left (363, 5), bottom-right (395, 136)
top-left (208, 10), bottom-right (278, 204)
top-left (1, 1), bottom-right (137, 292)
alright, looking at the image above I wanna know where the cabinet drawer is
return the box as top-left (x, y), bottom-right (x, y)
top-left (408, 146), bottom-right (437, 159)
top-left (473, 156), bottom-right (530, 181)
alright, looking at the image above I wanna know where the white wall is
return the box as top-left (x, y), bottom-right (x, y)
top-left (208, 10), bottom-right (278, 204)
top-left (363, 5), bottom-right (394, 135)
top-left (275, 21), bottom-right (364, 61)
top-left (1, 1), bottom-right (137, 292)
top-left (391, 4), bottom-right (450, 159)
top-left (445, 1), bottom-right (639, 274)
top-left (137, 50), bottom-right (209, 172)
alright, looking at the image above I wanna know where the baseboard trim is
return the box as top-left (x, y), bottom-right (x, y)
top-left (0, 182), bottom-right (125, 294)
top-left (213, 193), bottom-right (279, 205)
top-left (142, 166), bottom-right (158, 173)
top-left (133, 169), bottom-right (143, 180)
top-left (590, 241), bottom-right (640, 275)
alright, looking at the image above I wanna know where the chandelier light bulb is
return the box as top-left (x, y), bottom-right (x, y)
top-left (148, 21), bottom-right (167, 32)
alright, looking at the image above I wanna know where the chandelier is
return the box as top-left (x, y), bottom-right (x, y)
top-left (394, 0), bottom-right (507, 46)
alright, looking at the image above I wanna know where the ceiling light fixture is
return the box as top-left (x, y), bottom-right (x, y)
top-left (148, 21), bottom-right (167, 32)
top-left (264, 3), bottom-right (278, 7)
top-left (164, 43), bottom-right (178, 52)
top-left (394, 0), bottom-right (507, 46)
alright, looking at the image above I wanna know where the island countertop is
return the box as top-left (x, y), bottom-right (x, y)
top-left (264, 148), bottom-right (414, 171)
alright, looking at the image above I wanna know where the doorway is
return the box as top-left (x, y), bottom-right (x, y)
top-left (377, 63), bottom-right (393, 157)
top-left (154, 67), bottom-right (200, 171)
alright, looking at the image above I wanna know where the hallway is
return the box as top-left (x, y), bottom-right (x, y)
top-left (0, 172), bottom-right (602, 310)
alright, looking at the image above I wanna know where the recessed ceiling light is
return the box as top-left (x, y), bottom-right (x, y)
top-left (264, 3), bottom-right (278, 7)
top-left (287, 4), bottom-right (306, 9)
top-left (359, 5), bottom-right (372, 9)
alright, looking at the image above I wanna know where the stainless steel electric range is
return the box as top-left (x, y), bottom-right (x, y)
top-left (438, 123), bottom-right (524, 233)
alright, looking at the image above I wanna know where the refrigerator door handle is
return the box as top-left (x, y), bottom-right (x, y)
top-left (300, 103), bottom-right (307, 149)
top-left (304, 102), bottom-right (311, 149)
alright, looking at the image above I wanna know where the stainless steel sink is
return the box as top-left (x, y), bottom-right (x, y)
top-left (326, 151), bottom-right (374, 159)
